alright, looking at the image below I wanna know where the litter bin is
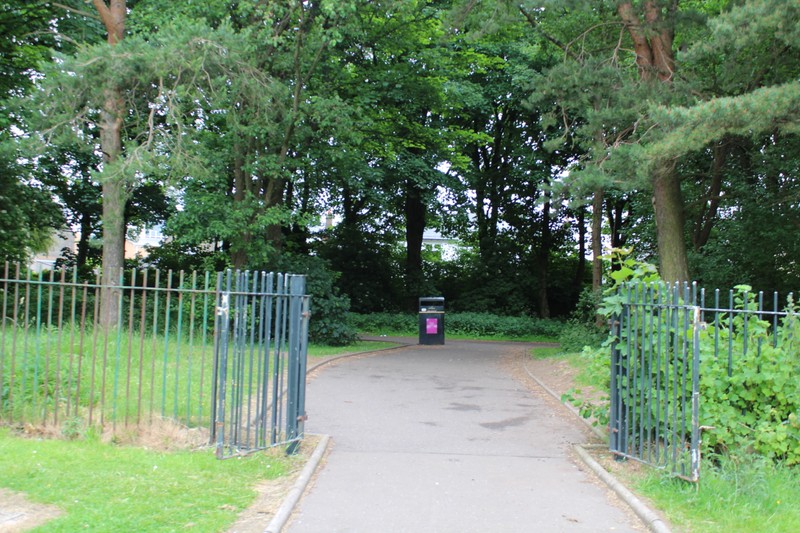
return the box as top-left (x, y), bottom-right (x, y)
top-left (418, 297), bottom-right (445, 345)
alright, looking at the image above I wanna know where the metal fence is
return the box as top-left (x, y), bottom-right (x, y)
top-left (211, 270), bottom-right (310, 458)
top-left (0, 263), bottom-right (310, 457)
top-left (610, 282), bottom-right (797, 481)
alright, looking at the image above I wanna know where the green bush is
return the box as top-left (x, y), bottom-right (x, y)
top-left (556, 287), bottom-right (607, 352)
top-left (349, 311), bottom-right (563, 339)
top-left (348, 312), bottom-right (415, 335)
top-left (572, 248), bottom-right (800, 465)
top-left (698, 288), bottom-right (800, 464)
top-left (557, 320), bottom-right (607, 353)
top-left (268, 254), bottom-right (358, 346)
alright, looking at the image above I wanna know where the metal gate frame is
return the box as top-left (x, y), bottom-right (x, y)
top-left (609, 282), bottom-right (701, 481)
top-left (210, 270), bottom-right (310, 458)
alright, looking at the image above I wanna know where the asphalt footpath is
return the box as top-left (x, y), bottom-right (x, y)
top-left (286, 340), bottom-right (647, 533)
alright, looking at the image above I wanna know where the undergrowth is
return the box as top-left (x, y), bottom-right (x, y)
top-left (349, 311), bottom-right (563, 340)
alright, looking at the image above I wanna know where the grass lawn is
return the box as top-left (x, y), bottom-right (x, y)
top-left (0, 340), bottom-right (393, 531)
top-left (534, 346), bottom-right (800, 533)
top-left (633, 458), bottom-right (800, 533)
top-left (0, 427), bottom-right (303, 532)
top-left (307, 340), bottom-right (400, 358)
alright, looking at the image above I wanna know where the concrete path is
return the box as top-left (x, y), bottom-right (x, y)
top-left (287, 340), bottom-right (645, 533)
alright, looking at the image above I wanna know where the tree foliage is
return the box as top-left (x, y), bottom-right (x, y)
top-left (3, 0), bottom-right (800, 335)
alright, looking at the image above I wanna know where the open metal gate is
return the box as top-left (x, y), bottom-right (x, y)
top-left (610, 282), bottom-right (702, 481)
top-left (211, 270), bottom-right (310, 458)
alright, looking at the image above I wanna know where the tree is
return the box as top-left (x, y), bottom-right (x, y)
top-left (519, 0), bottom-right (721, 283)
top-left (88, 0), bottom-right (128, 326)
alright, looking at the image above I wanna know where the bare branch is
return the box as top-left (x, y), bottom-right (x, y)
top-left (519, 6), bottom-right (578, 61)
top-left (51, 2), bottom-right (101, 20)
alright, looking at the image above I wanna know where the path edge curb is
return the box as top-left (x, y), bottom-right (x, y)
top-left (522, 358), bottom-right (673, 533)
top-left (264, 434), bottom-right (331, 533)
top-left (307, 342), bottom-right (411, 375)
top-left (573, 444), bottom-right (672, 533)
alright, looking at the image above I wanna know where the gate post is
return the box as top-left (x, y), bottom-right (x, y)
top-left (610, 286), bottom-right (628, 458)
top-left (690, 305), bottom-right (703, 481)
top-left (212, 271), bottom-right (231, 458)
top-left (285, 275), bottom-right (309, 455)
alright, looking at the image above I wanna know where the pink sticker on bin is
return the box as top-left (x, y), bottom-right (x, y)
top-left (426, 318), bottom-right (439, 334)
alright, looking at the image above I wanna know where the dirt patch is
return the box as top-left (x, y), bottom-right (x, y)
top-left (0, 489), bottom-right (62, 533)
top-left (225, 435), bottom-right (321, 533)
top-left (11, 417), bottom-right (210, 452)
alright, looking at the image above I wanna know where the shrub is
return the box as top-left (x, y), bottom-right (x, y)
top-left (269, 254), bottom-right (358, 346)
top-left (349, 311), bottom-right (563, 340)
top-left (571, 248), bottom-right (800, 465)
top-left (698, 288), bottom-right (800, 464)
top-left (557, 320), bottom-right (607, 353)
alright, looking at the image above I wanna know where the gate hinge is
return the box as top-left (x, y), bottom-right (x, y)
top-left (297, 412), bottom-right (308, 422)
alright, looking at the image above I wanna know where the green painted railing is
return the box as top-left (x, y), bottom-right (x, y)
top-left (0, 263), bottom-right (310, 456)
top-left (610, 282), bottom-right (798, 481)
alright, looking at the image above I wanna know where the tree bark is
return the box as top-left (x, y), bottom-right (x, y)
top-left (573, 204), bottom-right (586, 289)
top-left (94, 0), bottom-right (127, 328)
top-left (591, 188), bottom-right (604, 292)
top-left (652, 162), bottom-right (689, 282)
top-left (692, 142), bottom-right (724, 250)
top-left (230, 149), bottom-right (250, 270)
top-left (405, 179), bottom-right (426, 303)
top-left (537, 194), bottom-right (552, 318)
top-left (618, 0), bottom-right (688, 282)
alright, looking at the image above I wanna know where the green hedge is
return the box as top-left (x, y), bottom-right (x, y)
top-left (349, 312), bottom-right (563, 340)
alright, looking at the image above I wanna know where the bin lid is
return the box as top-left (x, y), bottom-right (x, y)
top-left (419, 296), bottom-right (445, 311)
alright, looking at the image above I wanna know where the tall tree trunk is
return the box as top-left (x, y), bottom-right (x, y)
top-left (76, 211), bottom-right (93, 271)
top-left (618, 0), bottom-right (688, 283)
top-left (591, 188), bottom-right (604, 292)
top-left (692, 142), bottom-right (724, 250)
top-left (264, 176), bottom-right (285, 253)
top-left (573, 204), bottom-right (586, 289)
top-left (652, 162), bottom-right (689, 282)
top-left (538, 194), bottom-right (552, 318)
top-left (93, 0), bottom-right (127, 328)
top-left (405, 180), bottom-right (426, 304)
top-left (231, 148), bottom-right (249, 269)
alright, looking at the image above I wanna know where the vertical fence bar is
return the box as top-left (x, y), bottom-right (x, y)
top-left (213, 270), bottom-right (231, 458)
top-left (32, 270), bottom-right (44, 421)
top-left (286, 275), bottom-right (308, 454)
top-left (259, 271), bottom-right (272, 446)
top-left (66, 267), bottom-right (77, 420)
top-left (148, 270), bottom-right (161, 423)
top-left (690, 305), bottom-right (702, 482)
top-left (773, 291), bottom-right (779, 348)
top-left (0, 262), bottom-right (8, 418)
top-left (110, 267), bottom-right (125, 428)
top-left (54, 268), bottom-right (66, 425)
top-left (274, 274), bottom-right (288, 445)
top-left (161, 270), bottom-right (173, 418)
top-left (609, 284), bottom-right (625, 457)
top-left (125, 269), bottom-right (136, 427)
top-left (137, 270), bottom-right (148, 425)
top-left (74, 278), bottom-right (88, 419)
top-left (41, 269), bottom-right (55, 424)
top-left (9, 264), bottom-right (21, 421)
top-left (185, 271), bottom-right (197, 427)
top-left (199, 271), bottom-right (211, 426)
top-left (173, 270), bottom-right (185, 421)
top-left (245, 271), bottom-right (258, 450)
top-left (88, 271), bottom-right (100, 426)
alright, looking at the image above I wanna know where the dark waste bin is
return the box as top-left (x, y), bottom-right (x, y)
top-left (418, 297), bottom-right (445, 345)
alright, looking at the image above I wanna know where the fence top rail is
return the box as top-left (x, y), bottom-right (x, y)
top-left (0, 265), bottom-right (308, 297)
top-left (619, 282), bottom-right (796, 312)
